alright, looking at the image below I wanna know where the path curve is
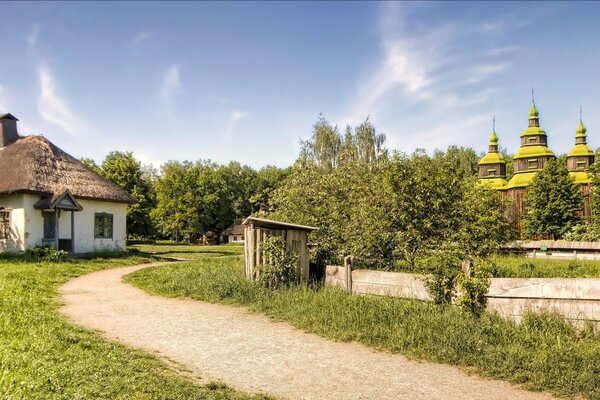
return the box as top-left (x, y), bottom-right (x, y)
top-left (60, 262), bottom-right (557, 400)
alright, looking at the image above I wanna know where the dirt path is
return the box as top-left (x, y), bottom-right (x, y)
top-left (59, 262), bottom-right (557, 400)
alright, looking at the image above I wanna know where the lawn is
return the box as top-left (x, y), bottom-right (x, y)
top-left (0, 249), bottom-right (270, 400)
top-left (126, 244), bottom-right (600, 400)
top-left (490, 255), bottom-right (600, 278)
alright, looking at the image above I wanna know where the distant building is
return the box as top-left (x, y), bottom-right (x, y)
top-left (221, 221), bottom-right (245, 243)
top-left (0, 113), bottom-right (135, 253)
top-left (478, 100), bottom-right (594, 236)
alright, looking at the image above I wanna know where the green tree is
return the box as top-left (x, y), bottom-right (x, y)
top-left (80, 158), bottom-right (102, 174)
top-left (152, 161), bottom-right (200, 242)
top-left (99, 152), bottom-right (156, 239)
top-left (524, 158), bottom-right (583, 239)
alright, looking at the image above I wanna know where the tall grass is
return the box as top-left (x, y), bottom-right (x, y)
top-left (126, 248), bottom-right (600, 400)
top-left (0, 252), bottom-right (271, 399)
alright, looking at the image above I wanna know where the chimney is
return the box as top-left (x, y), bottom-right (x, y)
top-left (0, 113), bottom-right (19, 148)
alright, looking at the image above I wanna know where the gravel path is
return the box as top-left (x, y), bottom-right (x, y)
top-left (59, 262), bottom-right (557, 400)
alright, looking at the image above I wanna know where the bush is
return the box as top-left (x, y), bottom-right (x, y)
top-left (455, 260), bottom-right (494, 317)
top-left (424, 256), bottom-right (459, 306)
top-left (255, 236), bottom-right (299, 289)
top-left (27, 247), bottom-right (68, 262)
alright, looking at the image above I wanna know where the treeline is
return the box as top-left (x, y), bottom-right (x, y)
top-left (269, 117), bottom-right (512, 269)
top-left (82, 154), bottom-right (289, 242)
top-left (87, 114), bottom-right (600, 269)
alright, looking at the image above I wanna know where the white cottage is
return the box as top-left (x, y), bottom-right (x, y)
top-left (0, 114), bottom-right (135, 253)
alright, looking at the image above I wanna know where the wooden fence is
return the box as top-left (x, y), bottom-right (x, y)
top-left (325, 262), bottom-right (600, 323)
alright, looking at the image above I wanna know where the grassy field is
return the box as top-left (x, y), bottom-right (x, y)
top-left (0, 249), bottom-right (271, 400)
top-left (490, 255), bottom-right (600, 278)
top-left (126, 244), bottom-right (600, 400)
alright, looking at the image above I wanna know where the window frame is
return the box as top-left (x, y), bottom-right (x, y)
top-left (0, 208), bottom-right (11, 240)
top-left (94, 212), bottom-right (114, 239)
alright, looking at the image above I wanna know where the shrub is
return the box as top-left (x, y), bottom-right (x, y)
top-left (255, 236), bottom-right (299, 289)
top-left (424, 256), bottom-right (459, 306)
top-left (27, 247), bottom-right (68, 262)
top-left (455, 260), bottom-right (494, 317)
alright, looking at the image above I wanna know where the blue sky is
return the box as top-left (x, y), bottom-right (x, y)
top-left (1, 1), bottom-right (599, 168)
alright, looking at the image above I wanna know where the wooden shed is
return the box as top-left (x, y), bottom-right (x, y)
top-left (243, 217), bottom-right (317, 282)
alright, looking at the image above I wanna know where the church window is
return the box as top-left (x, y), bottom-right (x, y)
top-left (528, 137), bottom-right (537, 144)
top-left (528, 159), bottom-right (538, 170)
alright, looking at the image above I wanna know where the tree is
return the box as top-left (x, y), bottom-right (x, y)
top-left (99, 151), bottom-right (156, 239)
top-left (80, 158), bottom-right (102, 174)
top-left (152, 161), bottom-right (200, 242)
top-left (300, 115), bottom-right (341, 171)
top-left (523, 158), bottom-right (583, 239)
top-left (248, 165), bottom-right (290, 214)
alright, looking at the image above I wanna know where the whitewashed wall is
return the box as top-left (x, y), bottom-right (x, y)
top-left (0, 194), bottom-right (127, 253)
top-left (0, 194), bottom-right (26, 251)
top-left (68, 199), bottom-right (127, 253)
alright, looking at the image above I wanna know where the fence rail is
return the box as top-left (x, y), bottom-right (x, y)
top-left (325, 264), bottom-right (600, 323)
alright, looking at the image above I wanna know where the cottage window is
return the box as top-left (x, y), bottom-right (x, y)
top-left (94, 213), bottom-right (113, 239)
top-left (0, 209), bottom-right (10, 240)
top-left (43, 211), bottom-right (56, 239)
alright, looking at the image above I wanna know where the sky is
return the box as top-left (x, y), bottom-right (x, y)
top-left (1, 1), bottom-right (600, 169)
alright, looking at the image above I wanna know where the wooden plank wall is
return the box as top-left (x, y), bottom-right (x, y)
top-left (324, 265), bottom-right (600, 323)
top-left (244, 227), bottom-right (309, 282)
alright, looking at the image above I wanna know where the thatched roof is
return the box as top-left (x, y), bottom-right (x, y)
top-left (222, 221), bottom-right (245, 236)
top-left (0, 135), bottom-right (135, 204)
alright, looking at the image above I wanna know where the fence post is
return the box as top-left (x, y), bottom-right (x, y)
top-left (344, 256), bottom-right (353, 293)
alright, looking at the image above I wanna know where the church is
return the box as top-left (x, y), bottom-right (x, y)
top-left (478, 100), bottom-right (595, 235)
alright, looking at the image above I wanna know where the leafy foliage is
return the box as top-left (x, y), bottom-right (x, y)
top-left (455, 260), bottom-right (495, 317)
top-left (523, 157), bottom-right (582, 239)
top-left (26, 246), bottom-right (68, 262)
top-left (255, 236), bottom-right (299, 288)
top-left (424, 255), bottom-right (459, 306)
top-left (272, 122), bottom-right (511, 270)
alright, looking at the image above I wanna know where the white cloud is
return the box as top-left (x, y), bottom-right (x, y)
top-left (342, 3), bottom-right (455, 124)
top-left (225, 109), bottom-right (249, 135)
top-left (37, 64), bottom-right (81, 135)
top-left (463, 63), bottom-right (510, 85)
top-left (479, 21), bottom-right (505, 33)
top-left (160, 64), bottom-right (181, 106)
top-left (27, 24), bottom-right (40, 50)
top-left (484, 46), bottom-right (521, 56)
top-left (132, 30), bottom-right (152, 45)
top-left (230, 110), bottom-right (249, 123)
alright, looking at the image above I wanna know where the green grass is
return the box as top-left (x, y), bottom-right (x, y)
top-left (0, 250), bottom-right (271, 400)
top-left (126, 245), bottom-right (600, 400)
top-left (490, 255), bottom-right (600, 278)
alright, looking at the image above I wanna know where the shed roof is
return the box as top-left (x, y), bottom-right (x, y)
top-left (243, 217), bottom-right (318, 232)
top-left (0, 135), bottom-right (135, 204)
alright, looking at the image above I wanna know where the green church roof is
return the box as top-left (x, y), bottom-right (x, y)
top-left (576, 120), bottom-right (587, 137)
top-left (568, 117), bottom-right (594, 158)
top-left (569, 171), bottom-right (592, 185)
top-left (503, 172), bottom-right (538, 190)
top-left (567, 143), bottom-right (594, 158)
top-left (479, 152), bottom-right (505, 165)
top-left (529, 102), bottom-right (539, 119)
top-left (478, 177), bottom-right (508, 189)
top-left (489, 129), bottom-right (498, 145)
top-left (520, 125), bottom-right (547, 137)
top-left (513, 145), bottom-right (555, 159)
